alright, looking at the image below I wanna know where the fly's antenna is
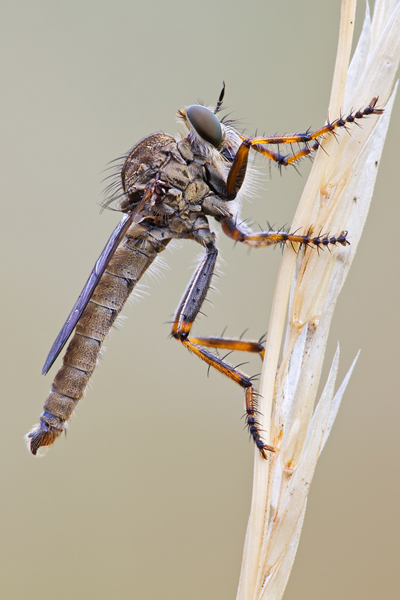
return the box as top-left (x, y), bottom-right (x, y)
top-left (214, 82), bottom-right (225, 114)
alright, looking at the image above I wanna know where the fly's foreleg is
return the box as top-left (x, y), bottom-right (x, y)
top-left (248, 96), bottom-right (384, 166)
top-left (172, 241), bottom-right (274, 458)
top-left (225, 137), bottom-right (321, 198)
top-left (226, 98), bottom-right (384, 197)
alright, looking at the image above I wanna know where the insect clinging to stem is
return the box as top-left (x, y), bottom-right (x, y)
top-left (26, 84), bottom-right (383, 457)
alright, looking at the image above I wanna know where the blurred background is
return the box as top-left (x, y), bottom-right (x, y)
top-left (1, 1), bottom-right (399, 599)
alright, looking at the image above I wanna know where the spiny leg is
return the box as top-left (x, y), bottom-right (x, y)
top-left (181, 341), bottom-right (273, 458)
top-left (171, 240), bottom-right (274, 458)
top-left (227, 97), bottom-right (383, 197)
top-left (249, 97), bottom-right (383, 147)
top-left (221, 218), bottom-right (350, 249)
top-left (249, 141), bottom-right (321, 168)
top-left (189, 336), bottom-right (265, 360)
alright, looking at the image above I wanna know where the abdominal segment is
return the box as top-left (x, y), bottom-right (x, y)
top-left (27, 224), bottom-right (170, 454)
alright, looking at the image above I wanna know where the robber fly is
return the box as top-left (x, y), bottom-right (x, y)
top-left (26, 85), bottom-right (383, 457)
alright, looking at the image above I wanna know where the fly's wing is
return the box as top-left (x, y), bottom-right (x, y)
top-left (42, 213), bottom-right (135, 375)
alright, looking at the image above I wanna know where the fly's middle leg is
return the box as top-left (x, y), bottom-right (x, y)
top-left (171, 240), bottom-right (274, 459)
top-left (221, 217), bottom-right (350, 249)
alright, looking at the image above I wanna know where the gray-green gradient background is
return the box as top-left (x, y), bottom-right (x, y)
top-left (2, 1), bottom-right (399, 599)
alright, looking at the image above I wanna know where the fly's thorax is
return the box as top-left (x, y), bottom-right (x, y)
top-left (122, 133), bottom-right (176, 189)
top-left (117, 132), bottom-right (234, 231)
top-left (119, 133), bottom-right (177, 212)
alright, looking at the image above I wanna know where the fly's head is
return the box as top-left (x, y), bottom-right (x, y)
top-left (177, 86), bottom-right (243, 167)
top-left (180, 104), bottom-right (223, 148)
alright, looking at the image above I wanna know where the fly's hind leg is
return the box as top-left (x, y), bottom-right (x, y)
top-left (171, 236), bottom-right (274, 458)
top-left (188, 336), bottom-right (265, 360)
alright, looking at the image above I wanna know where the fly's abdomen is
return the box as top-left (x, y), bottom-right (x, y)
top-left (27, 225), bottom-right (170, 454)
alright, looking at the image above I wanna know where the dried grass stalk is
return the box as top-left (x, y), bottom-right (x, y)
top-left (237, 1), bottom-right (400, 598)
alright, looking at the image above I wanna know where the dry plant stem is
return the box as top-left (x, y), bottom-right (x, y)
top-left (329, 0), bottom-right (357, 113)
top-left (238, 3), bottom-right (357, 596)
top-left (237, 1), bottom-right (400, 599)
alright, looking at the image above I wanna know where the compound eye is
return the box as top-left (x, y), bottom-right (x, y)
top-left (186, 105), bottom-right (222, 148)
